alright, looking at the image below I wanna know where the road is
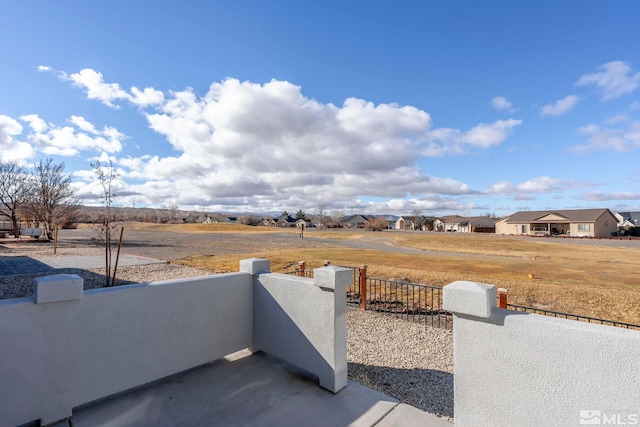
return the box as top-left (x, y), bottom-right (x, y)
top-left (53, 228), bottom-right (640, 262)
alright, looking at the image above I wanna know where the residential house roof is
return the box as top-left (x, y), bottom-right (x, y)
top-left (616, 211), bottom-right (640, 227)
top-left (340, 214), bottom-right (369, 225)
top-left (502, 208), bottom-right (614, 223)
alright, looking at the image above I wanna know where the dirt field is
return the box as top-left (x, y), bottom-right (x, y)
top-left (4, 223), bottom-right (640, 324)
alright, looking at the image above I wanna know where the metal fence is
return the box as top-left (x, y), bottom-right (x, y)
top-left (506, 304), bottom-right (640, 330)
top-left (283, 263), bottom-right (452, 329)
top-left (282, 261), bottom-right (640, 332)
top-left (355, 277), bottom-right (452, 329)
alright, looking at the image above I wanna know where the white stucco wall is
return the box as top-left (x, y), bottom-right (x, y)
top-left (1, 258), bottom-right (351, 426)
top-left (444, 281), bottom-right (640, 427)
top-left (252, 265), bottom-right (351, 393)
top-left (0, 272), bottom-right (253, 426)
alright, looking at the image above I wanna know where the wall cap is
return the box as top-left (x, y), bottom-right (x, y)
top-left (443, 280), bottom-right (496, 318)
top-left (239, 258), bottom-right (271, 275)
top-left (33, 274), bottom-right (83, 304)
top-left (314, 266), bottom-right (352, 291)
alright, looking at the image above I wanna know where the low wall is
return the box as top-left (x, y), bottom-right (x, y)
top-left (444, 281), bottom-right (640, 427)
top-left (0, 272), bottom-right (253, 426)
top-left (250, 261), bottom-right (351, 392)
top-left (0, 258), bottom-right (350, 426)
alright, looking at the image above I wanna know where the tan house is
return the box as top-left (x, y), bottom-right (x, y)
top-left (394, 216), bottom-right (419, 230)
top-left (494, 208), bottom-right (618, 238)
top-left (433, 215), bottom-right (496, 233)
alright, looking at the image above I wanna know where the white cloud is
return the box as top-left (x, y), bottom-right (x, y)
top-left (485, 176), bottom-right (583, 198)
top-left (540, 95), bottom-right (579, 117)
top-left (37, 65), bottom-right (51, 72)
top-left (69, 115), bottom-right (98, 134)
top-left (518, 176), bottom-right (565, 193)
top-left (20, 114), bottom-right (48, 133)
top-left (48, 69), bottom-right (528, 211)
top-left (423, 119), bottom-right (523, 156)
top-left (491, 96), bottom-right (513, 111)
top-left (571, 121), bottom-right (640, 154)
top-left (20, 114), bottom-right (125, 157)
top-left (576, 61), bottom-right (640, 100)
top-left (109, 76), bottom-right (492, 208)
top-left (485, 181), bottom-right (516, 195)
top-left (63, 68), bottom-right (131, 108)
top-left (604, 114), bottom-right (628, 125)
top-left (0, 115), bottom-right (35, 162)
top-left (130, 86), bottom-right (165, 107)
top-left (581, 191), bottom-right (640, 201)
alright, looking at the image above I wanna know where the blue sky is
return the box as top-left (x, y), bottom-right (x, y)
top-left (1, 1), bottom-right (639, 217)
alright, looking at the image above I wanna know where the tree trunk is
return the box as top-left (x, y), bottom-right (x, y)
top-left (11, 214), bottom-right (19, 238)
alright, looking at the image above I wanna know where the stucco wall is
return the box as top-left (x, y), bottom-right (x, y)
top-left (0, 272), bottom-right (253, 426)
top-left (1, 259), bottom-right (351, 426)
top-left (444, 281), bottom-right (640, 427)
top-left (252, 265), bottom-right (351, 393)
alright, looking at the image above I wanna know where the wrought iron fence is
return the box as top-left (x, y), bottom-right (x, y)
top-left (282, 261), bottom-right (640, 332)
top-left (356, 277), bottom-right (452, 329)
top-left (282, 263), bottom-right (452, 329)
top-left (506, 304), bottom-right (640, 330)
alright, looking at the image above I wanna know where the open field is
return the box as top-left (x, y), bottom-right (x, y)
top-left (2, 223), bottom-right (639, 324)
top-left (171, 227), bottom-right (640, 325)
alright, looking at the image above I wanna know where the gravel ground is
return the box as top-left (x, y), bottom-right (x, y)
top-left (0, 253), bottom-right (454, 422)
top-left (347, 307), bottom-right (453, 422)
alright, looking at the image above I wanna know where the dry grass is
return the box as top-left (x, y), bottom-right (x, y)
top-left (161, 227), bottom-right (640, 325)
top-left (123, 222), bottom-right (287, 234)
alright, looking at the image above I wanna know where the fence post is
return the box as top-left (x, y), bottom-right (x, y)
top-left (359, 265), bottom-right (367, 310)
top-left (497, 287), bottom-right (508, 309)
top-left (299, 261), bottom-right (306, 277)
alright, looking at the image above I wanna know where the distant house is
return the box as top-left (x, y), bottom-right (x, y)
top-left (340, 214), bottom-right (369, 229)
top-left (433, 215), bottom-right (496, 233)
top-left (615, 211), bottom-right (640, 236)
top-left (273, 214), bottom-right (297, 227)
top-left (394, 216), bottom-right (418, 230)
top-left (295, 219), bottom-right (310, 228)
top-left (494, 208), bottom-right (618, 238)
top-left (434, 215), bottom-right (463, 232)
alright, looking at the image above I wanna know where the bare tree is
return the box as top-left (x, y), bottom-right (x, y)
top-left (411, 208), bottom-right (425, 231)
top-left (0, 162), bottom-right (33, 237)
top-left (365, 216), bottom-right (388, 231)
top-left (238, 214), bottom-right (261, 226)
top-left (316, 204), bottom-right (327, 229)
top-left (29, 159), bottom-right (79, 240)
top-left (92, 160), bottom-right (121, 287)
top-left (330, 210), bottom-right (344, 223)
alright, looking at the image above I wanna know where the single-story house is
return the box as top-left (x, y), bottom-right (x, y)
top-left (615, 211), bottom-right (640, 236)
top-left (295, 219), bottom-right (311, 228)
top-left (494, 208), bottom-right (618, 238)
top-left (272, 214), bottom-right (297, 227)
top-left (433, 216), bottom-right (495, 233)
top-left (394, 216), bottom-right (416, 230)
top-left (340, 214), bottom-right (369, 229)
top-left (615, 211), bottom-right (640, 228)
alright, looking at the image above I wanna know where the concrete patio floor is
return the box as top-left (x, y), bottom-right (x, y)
top-left (47, 349), bottom-right (451, 427)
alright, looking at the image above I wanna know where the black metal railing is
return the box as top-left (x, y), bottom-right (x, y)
top-left (506, 304), bottom-right (640, 330)
top-left (281, 262), bottom-right (640, 332)
top-left (358, 277), bottom-right (452, 329)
